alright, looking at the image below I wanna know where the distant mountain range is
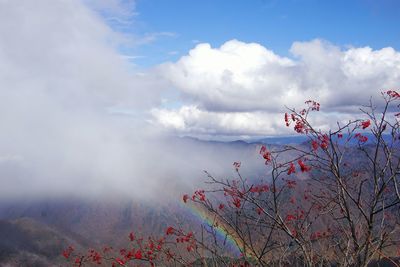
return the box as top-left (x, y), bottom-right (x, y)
top-left (0, 217), bottom-right (81, 266)
top-left (195, 132), bottom-right (396, 146)
top-left (181, 135), bottom-right (308, 146)
top-left (0, 198), bottom-right (203, 266)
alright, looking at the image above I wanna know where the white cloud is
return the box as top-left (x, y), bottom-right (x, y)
top-left (151, 106), bottom-right (285, 136)
top-left (155, 39), bottom-right (400, 137)
top-left (290, 39), bottom-right (400, 109)
top-left (151, 106), bottom-right (357, 138)
top-left (160, 40), bottom-right (296, 112)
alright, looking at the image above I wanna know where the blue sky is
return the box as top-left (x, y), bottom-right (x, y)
top-left (126, 0), bottom-right (400, 67)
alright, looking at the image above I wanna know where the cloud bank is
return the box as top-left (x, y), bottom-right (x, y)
top-left (154, 39), bottom-right (400, 138)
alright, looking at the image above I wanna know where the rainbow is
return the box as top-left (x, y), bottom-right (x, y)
top-left (180, 201), bottom-right (256, 258)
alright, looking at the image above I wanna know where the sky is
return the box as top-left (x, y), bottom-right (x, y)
top-left (129, 0), bottom-right (400, 66)
top-left (0, 0), bottom-right (399, 199)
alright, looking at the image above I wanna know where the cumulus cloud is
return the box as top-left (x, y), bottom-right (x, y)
top-left (159, 40), bottom-right (296, 112)
top-left (151, 106), bottom-right (286, 136)
top-left (154, 39), bottom-right (400, 137)
top-left (290, 40), bottom-right (400, 110)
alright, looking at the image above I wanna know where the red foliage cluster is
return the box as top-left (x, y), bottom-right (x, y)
top-left (310, 230), bottom-right (330, 240)
top-left (62, 245), bottom-right (83, 267)
top-left (285, 179), bottom-right (297, 189)
top-left (319, 134), bottom-right (329, 150)
top-left (311, 134), bottom-right (330, 151)
top-left (192, 189), bottom-right (206, 202)
top-left (285, 100), bottom-right (321, 134)
top-left (285, 209), bottom-right (305, 225)
top-left (168, 228), bottom-right (197, 253)
top-left (287, 162), bottom-right (296, 175)
top-left (284, 112), bottom-right (295, 127)
top-left (166, 226), bottom-right (175, 235)
top-left (232, 197), bottom-right (241, 208)
top-left (285, 214), bottom-right (297, 222)
top-left (361, 120), bottom-right (371, 129)
top-left (87, 249), bottom-right (102, 264)
top-left (293, 117), bottom-right (307, 134)
top-left (63, 229), bottom-right (184, 267)
top-left (305, 100), bottom-right (320, 111)
top-left (354, 133), bottom-right (368, 143)
top-left (311, 140), bottom-right (319, 151)
top-left (256, 207), bottom-right (263, 215)
top-left (259, 145), bottom-right (271, 164)
top-left (386, 90), bottom-right (400, 99)
top-left (223, 182), bottom-right (244, 198)
top-left (249, 184), bottom-right (269, 193)
top-left (297, 159), bottom-right (311, 172)
top-left (62, 246), bottom-right (74, 259)
top-left (111, 235), bottom-right (165, 266)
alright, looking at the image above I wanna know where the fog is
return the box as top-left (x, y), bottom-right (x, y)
top-left (0, 0), bottom-right (270, 202)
